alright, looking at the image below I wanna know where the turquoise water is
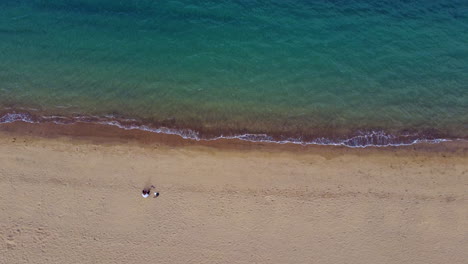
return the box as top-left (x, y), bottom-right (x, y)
top-left (0, 0), bottom-right (467, 146)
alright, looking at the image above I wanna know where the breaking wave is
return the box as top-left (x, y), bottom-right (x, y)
top-left (0, 112), bottom-right (452, 148)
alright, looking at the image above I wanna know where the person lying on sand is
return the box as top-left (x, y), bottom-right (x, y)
top-left (141, 189), bottom-right (150, 198)
top-left (142, 185), bottom-right (155, 198)
top-left (153, 192), bottom-right (159, 198)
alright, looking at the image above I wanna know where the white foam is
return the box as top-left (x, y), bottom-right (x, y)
top-left (0, 113), bottom-right (36, 124)
top-left (0, 112), bottom-right (455, 148)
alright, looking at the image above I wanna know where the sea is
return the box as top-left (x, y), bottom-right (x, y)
top-left (0, 0), bottom-right (467, 147)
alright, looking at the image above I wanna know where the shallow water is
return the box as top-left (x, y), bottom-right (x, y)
top-left (1, 0), bottom-right (467, 146)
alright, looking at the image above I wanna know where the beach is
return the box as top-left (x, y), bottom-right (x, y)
top-left (1, 1), bottom-right (467, 263)
top-left (0, 122), bottom-right (467, 264)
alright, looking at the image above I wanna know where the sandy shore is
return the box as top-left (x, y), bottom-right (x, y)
top-left (0, 123), bottom-right (467, 264)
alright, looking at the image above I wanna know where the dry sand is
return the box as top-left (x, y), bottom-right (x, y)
top-left (0, 124), bottom-right (467, 264)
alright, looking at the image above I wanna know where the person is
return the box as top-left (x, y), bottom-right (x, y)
top-left (153, 192), bottom-right (159, 198)
top-left (141, 185), bottom-right (155, 198)
top-left (141, 189), bottom-right (150, 198)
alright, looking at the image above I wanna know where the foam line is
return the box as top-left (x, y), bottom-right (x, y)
top-left (0, 112), bottom-right (455, 148)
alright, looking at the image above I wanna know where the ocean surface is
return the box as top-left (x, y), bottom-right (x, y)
top-left (0, 0), bottom-right (467, 147)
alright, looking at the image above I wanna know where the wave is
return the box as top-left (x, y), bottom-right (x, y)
top-left (0, 111), bottom-right (453, 148)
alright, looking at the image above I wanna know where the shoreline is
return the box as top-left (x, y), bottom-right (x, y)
top-left (1, 119), bottom-right (468, 156)
top-left (1, 111), bottom-right (463, 148)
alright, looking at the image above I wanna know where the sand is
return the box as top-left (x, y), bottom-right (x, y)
top-left (0, 124), bottom-right (467, 264)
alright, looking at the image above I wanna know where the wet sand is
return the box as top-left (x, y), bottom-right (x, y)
top-left (0, 122), bottom-right (467, 264)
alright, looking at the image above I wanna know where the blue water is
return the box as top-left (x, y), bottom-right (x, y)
top-left (0, 0), bottom-right (467, 146)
